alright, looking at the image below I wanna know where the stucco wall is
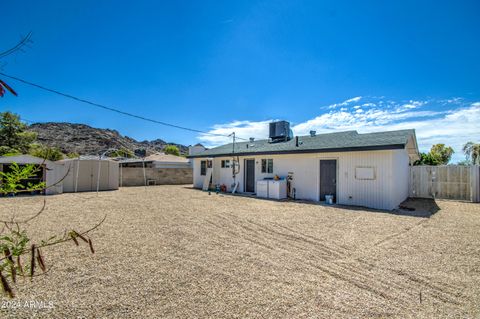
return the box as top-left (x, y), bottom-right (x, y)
top-left (193, 149), bottom-right (410, 210)
top-left (120, 167), bottom-right (192, 186)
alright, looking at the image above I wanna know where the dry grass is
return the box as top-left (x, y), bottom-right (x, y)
top-left (1, 185), bottom-right (479, 318)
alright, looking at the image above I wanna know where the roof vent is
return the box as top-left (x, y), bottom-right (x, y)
top-left (310, 130), bottom-right (316, 137)
top-left (249, 137), bottom-right (255, 142)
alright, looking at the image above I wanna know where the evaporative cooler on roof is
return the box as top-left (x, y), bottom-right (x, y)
top-left (269, 121), bottom-right (293, 142)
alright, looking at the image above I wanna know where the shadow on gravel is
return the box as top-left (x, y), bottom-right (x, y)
top-left (189, 187), bottom-right (443, 218)
top-left (394, 198), bottom-right (440, 218)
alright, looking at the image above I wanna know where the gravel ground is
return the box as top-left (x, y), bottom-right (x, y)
top-left (0, 185), bottom-right (479, 318)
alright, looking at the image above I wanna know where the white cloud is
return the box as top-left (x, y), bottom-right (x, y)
top-left (198, 120), bottom-right (273, 146)
top-left (402, 100), bottom-right (426, 109)
top-left (328, 96), bottom-right (362, 109)
top-left (344, 96), bottom-right (362, 103)
top-left (198, 98), bottom-right (480, 163)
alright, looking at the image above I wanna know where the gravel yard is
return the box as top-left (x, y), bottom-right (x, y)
top-left (1, 185), bottom-right (479, 318)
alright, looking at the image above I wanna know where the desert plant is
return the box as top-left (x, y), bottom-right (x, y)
top-left (0, 79), bottom-right (17, 97)
top-left (29, 144), bottom-right (65, 161)
top-left (66, 152), bottom-right (79, 159)
top-left (0, 163), bottom-right (45, 195)
top-left (0, 162), bottom-right (104, 298)
top-left (0, 146), bottom-right (21, 157)
top-left (163, 145), bottom-right (180, 156)
top-left (109, 148), bottom-right (134, 158)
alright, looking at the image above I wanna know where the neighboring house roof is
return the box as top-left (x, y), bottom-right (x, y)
top-left (144, 153), bottom-right (189, 163)
top-left (119, 153), bottom-right (189, 164)
top-left (188, 129), bottom-right (420, 158)
top-left (0, 154), bottom-right (55, 165)
top-left (58, 156), bottom-right (117, 162)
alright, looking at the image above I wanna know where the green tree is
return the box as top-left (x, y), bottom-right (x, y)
top-left (414, 152), bottom-right (440, 166)
top-left (66, 152), bottom-right (79, 159)
top-left (0, 146), bottom-right (21, 157)
top-left (29, 144), bottom-right (65, 161)
top-left (414, 144), bottom-right (454, 166)
top-left (0, 112), bottom-right (36, 154)
top-left (163, 145), bottom-right (180, 156)
top-left (109, 148), bottom-right (134, 158)
top-left (462, 142), bottom-right (480, 165)
top-left (429, 144), bottom-right (454, 165)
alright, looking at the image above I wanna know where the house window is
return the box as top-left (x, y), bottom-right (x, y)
top-left (261, 159), bottom-right (273, 173)
top-left (200, 160), bottom-right (207, 176)
top-left (221, 160), bottom-right (231, 168)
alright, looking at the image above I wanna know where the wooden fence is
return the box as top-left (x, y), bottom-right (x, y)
top-left (409, 165), bottom-right (480, 202)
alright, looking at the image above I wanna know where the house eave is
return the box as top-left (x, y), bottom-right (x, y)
top-left (187, 144), bottom-right (406, 158)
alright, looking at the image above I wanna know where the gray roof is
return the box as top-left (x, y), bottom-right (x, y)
top-left (188, 129), bottom-right (417, 158)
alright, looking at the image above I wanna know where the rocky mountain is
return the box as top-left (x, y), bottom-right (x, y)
top-left (28, 122), bottom-right (189, 156)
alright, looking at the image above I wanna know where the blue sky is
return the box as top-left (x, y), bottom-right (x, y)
top-left (1, 0), bottom-right (479, 162)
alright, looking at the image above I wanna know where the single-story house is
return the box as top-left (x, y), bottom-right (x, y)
top-left (188, 122), bottom-right (420, 210)
top-left (119, 153), bottom-right (192, 186)
top-left (0, 154), bottom-right (65, 195)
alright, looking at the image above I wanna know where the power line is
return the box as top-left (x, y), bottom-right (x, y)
top-left (0, 72), bottom-right (248, 141)
top-left (0, 33), bottom-right (33, 59)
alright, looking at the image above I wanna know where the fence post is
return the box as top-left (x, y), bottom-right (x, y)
top-left (471, 165), bottom-right (480, 203)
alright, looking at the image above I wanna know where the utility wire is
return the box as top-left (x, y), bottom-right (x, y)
top-left (0, 72), bottom-right (248, 141)
top-left (0, 33), bottom-right (33, 59)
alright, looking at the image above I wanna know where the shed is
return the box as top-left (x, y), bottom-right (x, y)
top-left (59, 158), bottom-right (119, 192)
top-left (0, 154), bottom-right (64, 195)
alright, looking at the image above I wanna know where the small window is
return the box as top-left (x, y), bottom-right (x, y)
top-left (200, 160), bottom-right (207, 176)
top-left (355, 167), bottom-right (375, 180)
top-left (261, 159), bottom-right (273, 173)
top-left (221, 160), bottom-right (231, 168)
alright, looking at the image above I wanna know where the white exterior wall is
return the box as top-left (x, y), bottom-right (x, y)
top-left (193, 149), bottom-right (411, 210)
top-left (391, 149), bottom-right (410, 207)
top-left (193, 159), bottom-right (204, 189)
